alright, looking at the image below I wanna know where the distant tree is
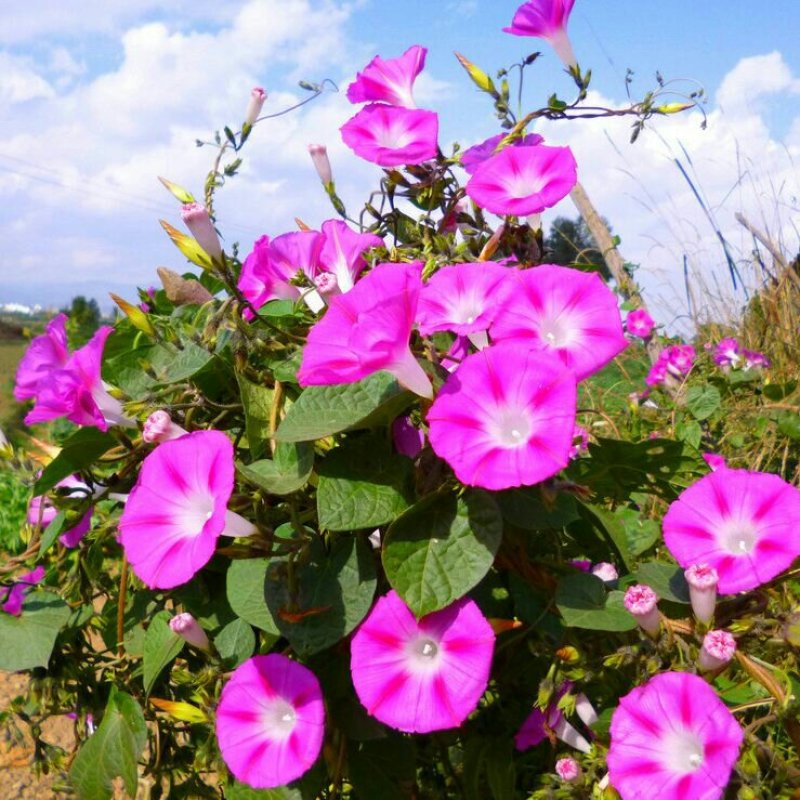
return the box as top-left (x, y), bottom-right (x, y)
top-left (544, 215), bottom-right (612, 282)
top-left (62, 295), bottom-right (101, 345)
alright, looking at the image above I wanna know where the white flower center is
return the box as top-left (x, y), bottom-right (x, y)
top-left (489, 408), bottom-right (533, 448)
top-left (660, 729), bottom-right (705, 774)
top-left (261, 698), bottom-right (297, 742)
top-left (504, 172), bottom-right (545, 200)
top-left (377, 123), bottom-right (411, 149)
top-left (175, 494), bottom-right (216, 537)
top-left (538, 314), bottom-right (575, 349)
top-left (406, 635), bottom-right (442, 673)
top-left (719, 521), bottom-right (758, 555)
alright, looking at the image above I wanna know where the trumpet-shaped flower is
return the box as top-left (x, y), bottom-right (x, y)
top-left (427, 342), bottom-right (577, 490)
top-left (663, 468), bottom-right (800, 594)
top-left (297, 261), bottom-right (432, 398)
top-left (698, 630), bottom-right (736, 672)
top-left (490, 265), bottom-right (627, 381)
top-left (28, 480), bottom-right (93, 548)
top-left (118, 430), bottom-right (255, 589)
top-left (24, 326), bottom-right (133, 431)
top-left (143, 410), bottom-right (187, 444)
top-left (1, 566), bottom-right (45, 616)
top-left (626, 308), bottom-right (655, 339)
top-left (417, 262), bottom-right (513, 336)
top-left (14, 314), bottom-right (69, 402)
top-left (515, 683), bottom-right (592, 753)
top-left (504, 0), bottom-right (578, 68)
top-left (341, 104), bottom-right (439, 167)
top-left (347, 45), bottom-right (427, 108)
top-left (608, 672), bottom-right (743, 800)
top-left (460, 132), bottom-right (544, 175)
top-left (318, 220), bottom-right (383, 293)
top-left (216, 654), bottom-right (325, 789)
top-left (392, 415), bottom-right (425, 459)
top-left (466, 145), bottom-right (577, 217)
top-left (350, 590), bottom-right (494, 733)
top-left (713, 338), bottom-right (741, 368)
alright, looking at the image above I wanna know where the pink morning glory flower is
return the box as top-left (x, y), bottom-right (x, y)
top-left (24, 326), bottom-right (134, 431)
top-left (685, 564), bottom-right (719, 624)
top-left (515, 683), bottom-right (592, 753)
top-left (118, 430), bottom-right (255, 589)
top-left (317, 220), bottom-right (383, 294)
top-left (743, 349), bottom-right (770, 369)
top-left (142, 410), bottom-right (187, 444)
top-left (625, 308), bottom-right (655, 339)
top-left (592, 562), bottom-right (618, 582)
top-left (181, 203), bottom-right (222, 261)
top-left (466, 144), bottom-right (577, 217)
top-left (1, 566), bottom-right (45, 616)
top-left (392, 415), bottom-right (425, 459)
top-left (665, 344), bottom-right (695, 376)
top-left (645, 359), bottom-right (668, 387)
top-left (350, 590), bottom-right (495, 734)
top-left (14, 313), bottom-right (69, 402)
top-left (216, 654), bottom-right (325, 789)
top-left (416, 262), bottom-right (513, 337)
top-left (427, 342), bottom-right (577, 490)
top-left (713, 338), bottom-right (741, 368)
top-left (624, 584), bottom-right (660, 636)
top-left (297, 261), bottom-right (433, 398)
top-left (490, 265), bottom-right (628, 381)
top-left (460, 132), bottom-right (544, 175)
top-left (663, 468), bottom-right (800, 594)
top-left (504, 0), bottom-right (578, 68)
top-left (608, 672), bottom-right (743, 800)
top-left (27, 474), bottom-right (94, 547)
top-left (346, 45), bottom-right (427, 108)
top-left (555, 757), bottom-right (582, 782)
top-left (698, 630), bottom-right (737, 672)
top-left (569, 424), bottom-right (589, 459)
top-left (341, 104), bottom-right (439, 167)
top-left (702, 453), bottom-right (727, 472)
top-left (169, 612), bottom-right (211, 652)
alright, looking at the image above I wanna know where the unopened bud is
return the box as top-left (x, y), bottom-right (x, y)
top-left (244, 87), bottom-right (267, 126)
top-left (314, 272), bottom-right (339, 296)
top-left (143, 410), bottom-right (187, 444)
top-left (555, 757), bottom-right (582, 783)
top-left (698, 629), bottom-right (736, 672)
top-left (591, 562), bottom-right (618, 583)
top-left (684, 564), bottom-right (718, 624)
top-left (180, 203), bottom-right (223, 261)
top-left (656, 102), bottom-right (694, 114)
top-left (308, 144), bottom-right (333, 186)
top-left (624, 584), bottom-right (660, 636)
top-left (169, 612), bottom-right (211, 652)
top-left (454, 52), bottom-right (496, 95)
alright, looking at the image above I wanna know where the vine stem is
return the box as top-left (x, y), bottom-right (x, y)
top-left (117, 556), bottom-right (129, 657)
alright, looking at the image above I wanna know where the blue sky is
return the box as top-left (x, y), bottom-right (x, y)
top-left (1, 0), bottom-right (798, 328)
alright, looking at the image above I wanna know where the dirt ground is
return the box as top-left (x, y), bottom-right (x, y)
top-left (0, 670), bottom-right (74, 799)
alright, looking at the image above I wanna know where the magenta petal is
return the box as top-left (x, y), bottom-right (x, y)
top-left (608, 672), bottom-right (743, 800)
top-left (503, 0), bottom-right (575, 39)
top-left (417, 262), bottom-right (514, 336)
top-left (663, 469), bottom-right (800, 594)
top-left (427, 342), bottom-right (577, 490)
top-left (216, 654), bottom-right (325, 789)
top-left (14, 314), bottom-right (69, 402)
top-left (466, 144), bottom-right (577, 217)
top-left (318, 220), bottom-right (383, 293)
top-left (346, 45), bottom-right (427, 108)
top-left (341, 104), bottom-right (439, 168)
top-left (461, 132), bottom-right (544, 175)
top-left (350, 591), bottom-right (495, 733)
top-left (118, 430), bottom-right (235, 589)
top-left (297, 261), bottom-right (431, 397)
top-left (59, 508), bottom-right (93, 548)
top-left (490, 264), bottom-right (627, 380)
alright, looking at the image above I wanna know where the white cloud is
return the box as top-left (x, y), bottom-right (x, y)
top-left (0, 52), bottom-right (54, 104)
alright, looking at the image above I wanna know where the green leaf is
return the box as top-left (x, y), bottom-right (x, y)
top-left (570, 437), bottom-right (706, 502)
top-left (614, 507), bottom-right (660, 556)
top-left (237, 374), bottom-right (274, 460)
top-left (237, 442), bottom-right (314, 496)
top-left (555, 574), bottom-right (636, 631)
top-left (496, 487), bottom-right (578, 530)
top-left (225, 783), bottom-right (303, 800)
top-left (675, 418), bottom-right (703, 449)
top-left (685, 384), bottom-right (721, 420)
top-left (633, 561), bottom-right (690, 603)
top-left (142, 611), bottom-right (184, 696)
top-left (776, 411), bottom-right (800, 440)
top-left (215, 618), bottom-right (256, 667)
top-left (265, 537), bottom-right (376, 656)
top-left (276, 372), bottom-right (412, 442)
top-left (348, 736), bottom-right (416, 800)
top-left (39, 511), bottom-right (66, 556)
top-left (70, 688), bottom-right (147, 800)
top-left (0, 591), bottom-right (71, 671)
top-left (383, 490), bottom-right (503, 617)
top-left (763, 380), bottom-right (797, 401)
top-left (149, 340), bottom-right (213, 383)
top-left (34, 429), bottom-right (115, 494)
top-left (226, 559), bottom-right (280, 635)
top-left (576, 502), bottom-right (632, 568)
top-left (485, 738), bottom-right (516, 800)
top-left (317, 435), bottom-right (413, 531)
